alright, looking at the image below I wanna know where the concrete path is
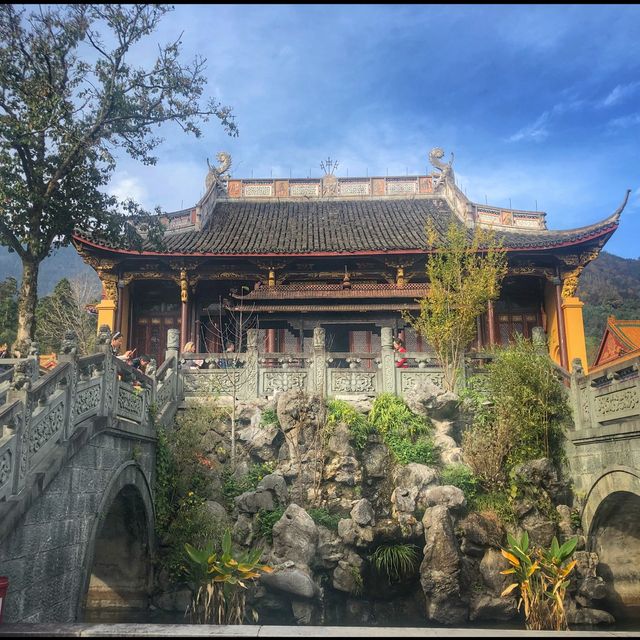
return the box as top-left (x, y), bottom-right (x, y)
top-left (1, 625), bottom-right (639, 637)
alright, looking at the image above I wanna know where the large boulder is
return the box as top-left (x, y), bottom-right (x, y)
top-left (261, 562), bottom-right (319, 599)
top-left (458, 512), bottom-right (504, 557)
top-left (272, 503), bottom-right (318, 566)
top-left (363, 443), bottom-right (390, 479)
top-left (405, 381), bottom-right (460, 420)
top-left (337, 517), bottom-right (374, 547)
top-left (315, 525), bottom-right (343, 569)
top-left (420, 505), bottom-right (467, 624)
top-left (237, 422), bottom-right (282, 463)
top-left (234, 486), bottom-right (275, 514)
top-left (332, 551), bottom-right (364, 594)
top-left (351, 498), bottom-right (375, 527)
top-left (276, 390), bottom-right (324, 433)
top-left (257, 473), bottom-right (289, 505)
top-left (512, 458), bottom-right (566, 502)
top-left (422, 485), bottom-right (467, 513)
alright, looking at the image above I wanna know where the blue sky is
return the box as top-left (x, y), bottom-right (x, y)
top-left (107, 4), bottom-right (640, 258)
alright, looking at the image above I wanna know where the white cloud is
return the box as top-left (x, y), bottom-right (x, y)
top-left (508, 112), bottom-right (551, 143)
top-left (107, 175), bottom-right (148, 204)
top-left (607, 113), bottom-right (640, 130)
top-left (600, 81), bottom-right (640, 108)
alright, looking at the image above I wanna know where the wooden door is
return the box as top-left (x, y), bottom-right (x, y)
top-left (132, 316), bottom-right (180, 365)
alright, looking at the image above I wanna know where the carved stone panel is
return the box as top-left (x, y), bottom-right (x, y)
top-left (594, 386), bottom-right (640, 423)
top-left (116, 385), bottom-right (144, 422)
top-left (263, 371), bottom-right (308, 394)
top-left (183, 371), bottom-right (241, 395)
top-left (401, 371), bottom-right (445, 393)
top-left (74, 382), bottom-right (102, 423)
top-left (331, 371), bottom-right (377, 394)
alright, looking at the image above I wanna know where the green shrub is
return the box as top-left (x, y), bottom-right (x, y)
top-left (255, 507), bottom-right (286, 542)
top-left (440, 463), bottom-right (479, 502)
top-left (221, 462), bottom-right (277, 511)
top-left (308, 508), bottom-right (342, 531)
top-left (472, 490), bottom-right (518, 526)
top-left (370, 543), bottom-right (420, 583)
top-left (369, 394), bottom-right (437, 465)
top-left (327, 398), bottom-right (372, 449)
top-left (260, 407), bottom-right (280, 428)
top-left (462, 337), bottom-right (571, 489)
top-left (162, 491), bottom-right (226, 582)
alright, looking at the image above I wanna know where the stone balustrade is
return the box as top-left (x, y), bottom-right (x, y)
top-left (180, 327), bottom-right (494, 400)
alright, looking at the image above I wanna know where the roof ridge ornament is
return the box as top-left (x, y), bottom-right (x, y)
top-left (429, 147), bottom-right (454, 190)
top-left (205, 151), bottom-right (232, 191)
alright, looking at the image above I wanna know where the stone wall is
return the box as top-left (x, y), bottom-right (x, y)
top-left (0, 429), bottom-right (155, 623)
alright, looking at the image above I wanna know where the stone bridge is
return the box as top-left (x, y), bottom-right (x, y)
top-left (0, 329), bottom-right (180, 623)
top-left (568, 354), bottom-right (640, 620)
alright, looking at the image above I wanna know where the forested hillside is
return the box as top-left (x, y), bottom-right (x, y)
top-left (0, 245), bottom-right (98, 296)
top-left (578, 251), bottom-right (640, 364)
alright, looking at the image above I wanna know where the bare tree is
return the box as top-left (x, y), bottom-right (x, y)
top-left (35, 274), bottom-right (101, 354)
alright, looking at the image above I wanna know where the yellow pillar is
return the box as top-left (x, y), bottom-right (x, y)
top-left (96, 298), bottom-right (117, 333)
top-left (562, 296), bottom-right (589, 373)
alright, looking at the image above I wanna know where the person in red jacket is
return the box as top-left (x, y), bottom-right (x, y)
top-left (393, 337), bottom-right (409, 368)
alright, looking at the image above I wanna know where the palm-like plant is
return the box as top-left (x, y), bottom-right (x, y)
top-left (500, 531), bottom-right (577, 631)
top-left (370, 543), bottom-right (420, 583)
top-left (183, 530), bottom-right (273, 624)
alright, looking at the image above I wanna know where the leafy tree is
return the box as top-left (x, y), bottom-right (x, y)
top-left (403, 217), bottom-right (508, 391)
top-left (0, 4), bottom-right (238, 351)
top-left (35, 275), bottom-right (100, 354)
top-left (0, 276), bottom-right (18, 347)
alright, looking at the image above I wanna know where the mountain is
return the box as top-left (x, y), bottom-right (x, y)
top-left (0, 245), bottom-right (99, 296)
top-left (578, 251), bottom-right (640, 364)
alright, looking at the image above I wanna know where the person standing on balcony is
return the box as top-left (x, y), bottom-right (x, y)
top-left (393, 337), bottom-right (409, 368)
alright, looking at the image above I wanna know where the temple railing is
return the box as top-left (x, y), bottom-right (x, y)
top-left (178, 327), bottom-right (498, 400)
top-left (0, 327), bottom-right (180, 510)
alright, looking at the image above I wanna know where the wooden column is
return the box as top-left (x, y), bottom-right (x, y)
top-left (554, 278), bottom-right (569, 370)
top-left (487, 299), bottom-right (497, 346)
top-left (476, 315), bottom-right (484, 350)
top-left (179, 269), bottom-right (188, 351)
top-left (115, 279), bottom-right (124, 334)
top-left (266, 328), bottom-right (277, 353)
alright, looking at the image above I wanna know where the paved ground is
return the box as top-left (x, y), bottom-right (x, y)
top-left (1, 625), bottom-right (639, 637)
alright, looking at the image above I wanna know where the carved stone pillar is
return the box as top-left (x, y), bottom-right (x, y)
top-left (310, 327), bottom-right (326, 397)
top-left (243, 328), bottom-right (259, 400)
top-left (381, 327), bottom-right (397, 394)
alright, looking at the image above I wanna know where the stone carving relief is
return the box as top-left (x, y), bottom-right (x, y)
top-left (117, 386), bottom-right (144, 420)
top-left (401, 372), bottom-right (445, 393)
top-left (331, 371), bottom-right (376, 394)
top-left (594, 387), bottom-right (639, 421)
top-left (74, 384), bottom-right (102, 420)
top-left (263, 371), bottom-right (307, 394)
top-left (0, 451), bottom-right (12, 489)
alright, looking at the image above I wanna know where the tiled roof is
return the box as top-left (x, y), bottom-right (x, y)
top-left (73, 196), bottom-right (620, 256)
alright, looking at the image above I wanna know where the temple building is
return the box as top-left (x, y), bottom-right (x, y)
top-left (72, 148), bottom-right (629, 371)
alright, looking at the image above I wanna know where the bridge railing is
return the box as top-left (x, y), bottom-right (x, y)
top-left (570, 354), bottom-right (640, 431)
top-left (0, 328), bottom-right (182, 509)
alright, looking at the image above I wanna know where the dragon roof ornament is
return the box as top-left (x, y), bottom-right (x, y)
top-left (429, 147), bottom-right (454, 190)
top-left (205, 151), bottom-right (232, 192)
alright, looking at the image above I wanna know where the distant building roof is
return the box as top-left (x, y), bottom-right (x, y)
top-left (592, 317), bottom-right (640, 368)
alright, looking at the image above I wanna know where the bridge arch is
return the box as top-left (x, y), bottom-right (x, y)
top-left (77, 460), bottom-right (156, 620)
top-left (583, 466), bottom-right (640, 619)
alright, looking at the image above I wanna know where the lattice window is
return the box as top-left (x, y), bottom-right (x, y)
top-left (290, 183), bottom-right (320, 197)
top-left (243, 184), bottom-right (273, 197)
top-left (386, 180), bottom-right (417, 195)
top-left (339, 181), bottom-right (370, 196)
